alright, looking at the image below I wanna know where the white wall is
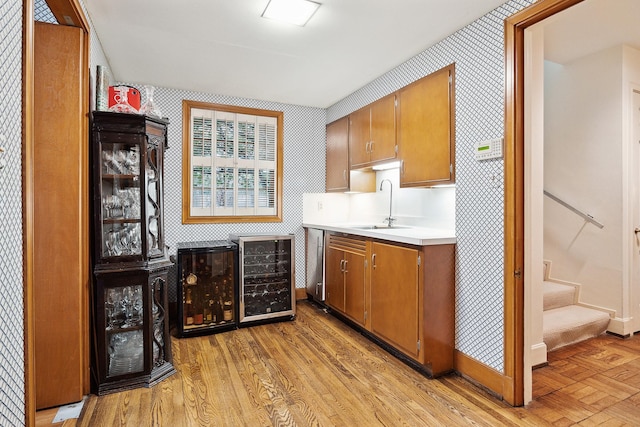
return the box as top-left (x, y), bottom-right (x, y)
top-left (303, 168), bottom-right (456, 230)
top-left (543, 46), bottom-right (625, 316)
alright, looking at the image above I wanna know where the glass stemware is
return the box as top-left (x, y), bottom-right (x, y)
top-left (141, 85), bottom-right (162, 118)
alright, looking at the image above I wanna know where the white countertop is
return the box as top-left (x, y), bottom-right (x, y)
top-left (302, 222), bottom-right (456, 246)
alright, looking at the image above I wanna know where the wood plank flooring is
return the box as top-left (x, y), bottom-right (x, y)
top-left (37, 301), bottom-right (640, 426)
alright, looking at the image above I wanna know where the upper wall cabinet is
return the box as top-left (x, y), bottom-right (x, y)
top-left (326, 117), bottom-right (350, 192)
top-left (326, 117), bottom-right (375, 193)
top-left (349, 93), bottom-right (397, 168)
top-left (397, 64), bottom-right (455, 187)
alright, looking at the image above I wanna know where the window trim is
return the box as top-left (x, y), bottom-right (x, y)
top-left (181, 100), bottom-right (284, 224)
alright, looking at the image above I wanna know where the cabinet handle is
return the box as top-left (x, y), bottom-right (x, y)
top-left (340, 259), bottom-right (345, 272)
top-left (343, 169), bottom-right (347, 183)
top-left (371, 253), bottom-right (377, 269)
top-left (343, 259), bottom-right (348, 273)
top-left (370, 140), bottom-right (374, 153)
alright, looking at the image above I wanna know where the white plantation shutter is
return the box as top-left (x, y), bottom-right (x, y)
top-left (189, 107), bottom-right (278, 217)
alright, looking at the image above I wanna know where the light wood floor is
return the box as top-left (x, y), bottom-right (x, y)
top-left (37, 301), bottom-right (640, 426)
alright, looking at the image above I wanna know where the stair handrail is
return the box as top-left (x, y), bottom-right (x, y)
top-left (543, 190), bottom-right (604, 229)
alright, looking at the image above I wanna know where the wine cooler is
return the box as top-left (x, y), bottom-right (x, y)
top-left (176, 241), bottom-right (239, 337)
top-left (230, 234), bottom-right (296, 325)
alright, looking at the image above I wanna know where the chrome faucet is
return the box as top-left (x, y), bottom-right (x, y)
top-left (380, 179), bottom-right (396, 227)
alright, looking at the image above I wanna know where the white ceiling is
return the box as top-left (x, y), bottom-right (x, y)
top-left (85, 0), bottom-right (640, 109)
top-left (84, 0), bottom-right (506, 108)
top-left (541, 0), bottom-right (640, 64)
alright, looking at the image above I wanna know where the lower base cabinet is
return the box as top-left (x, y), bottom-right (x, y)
top-left (371, 242), bottom-right (421, 362)
top-left (326, 234), bottom-right (368, 327)
top-left (324, 232), bottom-right (455, 377)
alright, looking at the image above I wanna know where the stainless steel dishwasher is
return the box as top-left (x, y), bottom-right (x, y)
top-left (305, 228), bottom-right (325, 303)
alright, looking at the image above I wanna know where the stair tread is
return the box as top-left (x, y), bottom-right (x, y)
top-left (543, 305), bottom-right (610, 352)
top-left (543, 281), bottom-right (575, 311)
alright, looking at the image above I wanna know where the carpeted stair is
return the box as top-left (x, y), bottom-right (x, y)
top-left (543, 280), bottom-right (610, 352)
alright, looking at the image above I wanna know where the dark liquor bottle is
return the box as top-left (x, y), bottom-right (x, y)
top-left (193, 284), bottom-right (204, 325)
top-left (203, 288), bottom-right (213, 324)
top-left (221, 278), bottom-right (233, 321)
top-left (184, 287), bottom-right (194, 326)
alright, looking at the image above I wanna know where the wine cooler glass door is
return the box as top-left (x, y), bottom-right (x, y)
top-left (177, 243), bottom-right (238, 337)
top-left (241, 237), bottom-right (294, 322)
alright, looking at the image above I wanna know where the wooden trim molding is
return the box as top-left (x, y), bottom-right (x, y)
top-left (45, 0), bottom-right (89, 30)
top-left (25, 0), bottom-right (91, 421)
top-left (503, 0), bottom-right (584, 407)
top-left (295, 287), bottom-right (307, 301)
top-left (181, 99), bottom-right (284, 224)
top-left (454, 350), bottom-right (504, 397)
top-left (23, 2), bottom-right (35, 425)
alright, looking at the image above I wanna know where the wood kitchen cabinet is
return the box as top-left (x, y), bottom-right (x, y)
top-left (326, 117), bottom-right (374, 193)
top-left (397, 64), bottom-right (455, 187)
top-left (349, 93), bottom-right (397, 168)
top-left (370, 242), bottom-right (421, 362)
top-left (324, 231), bottom-right (455, 377)
top-left (325, 234), bottom-right (369, 327)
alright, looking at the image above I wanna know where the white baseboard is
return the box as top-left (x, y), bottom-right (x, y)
top-left (607, 317), bottom-right (634, 336)
top-left (530, 342), bottom-right (548, 367)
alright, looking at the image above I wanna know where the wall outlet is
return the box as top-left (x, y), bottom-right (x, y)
top-left (317, 201), bottom-right (323, 210)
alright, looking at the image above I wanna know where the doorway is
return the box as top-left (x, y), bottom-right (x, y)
top-left (507, 0), bottom-right (640, 406)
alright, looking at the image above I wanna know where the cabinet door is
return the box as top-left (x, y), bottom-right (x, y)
top-left (344, 250), bottom-right (366, 326)
top-left (369, 94), bottom-right (397, 163)
top-left (398, 65), bottom-right (454, 187)
top-left (326, 117), bottom-right (350, 192)
top-left (349, 107), bottom-right (372, 168)
top-left (370, 242), bottom-right (421, 361)
top-left (325, 246), bottom-right (346, 313)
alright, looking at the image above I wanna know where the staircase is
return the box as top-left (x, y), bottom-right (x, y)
top-left (542, 264), bottom-right (611, 352)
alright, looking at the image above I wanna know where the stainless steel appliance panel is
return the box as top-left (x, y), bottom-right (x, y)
top-left (305, 228), bottom-right (325, 302)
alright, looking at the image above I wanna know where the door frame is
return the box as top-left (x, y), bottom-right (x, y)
top-left (503, 0), bottom-right (584, 406)
top-left (631, 86), bottom-right (640, 334)
top-left (23, 0), bottom-right (90, 424)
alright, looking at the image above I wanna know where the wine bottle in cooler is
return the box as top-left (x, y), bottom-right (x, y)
top-left (184, 287), bottom-right (194, 326)
top-left (203, 288), bottom-right (213, 324)
top-left (192, 284), bottom-right (204, 325)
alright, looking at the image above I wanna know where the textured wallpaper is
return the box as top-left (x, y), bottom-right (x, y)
top-left (149, 88), bottom-right (327, 303)
top-left (1, 1), bottom-right (25, 425)
top-left (328, 0), bottom-right (535, 372)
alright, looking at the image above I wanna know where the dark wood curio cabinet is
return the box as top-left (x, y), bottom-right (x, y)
top-left (90, 111), bottom-right (175, 395)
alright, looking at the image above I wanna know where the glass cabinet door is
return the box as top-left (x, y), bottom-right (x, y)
top-left (104, 284), bottom-right (145, 378)
top-left (100, 142), bottom-right (142, 259)
top-left (151, 275), bottom-right (168, 368)
top-left (145, 132), bottom-right (164, 259)
top-left (176, 242), bottom-right (238, 337)
top-left (241, 238), bottom-right (293, 319)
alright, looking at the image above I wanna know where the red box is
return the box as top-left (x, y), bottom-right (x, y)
top-left (108, 86), bottom-right (141, 111)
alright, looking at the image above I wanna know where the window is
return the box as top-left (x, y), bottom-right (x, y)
top-left (182, 100), bottom-right (283, 223)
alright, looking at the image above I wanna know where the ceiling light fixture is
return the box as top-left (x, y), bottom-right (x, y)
top-left (262, 0), bottom-right (320, 26)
